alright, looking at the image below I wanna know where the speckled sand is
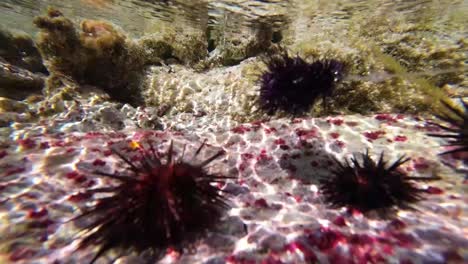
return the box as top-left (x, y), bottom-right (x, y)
top-left (1, 103), bottom-right (466, 263)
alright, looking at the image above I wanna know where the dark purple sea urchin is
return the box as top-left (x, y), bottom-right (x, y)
top-left (319, 151), bottom-right (431, 217)
top-left (74, 139), bottom-right (232, 263)
top-left (259, 50), bottom-right (344, 115)
top-left (428, 99), bottom-right (468, 156)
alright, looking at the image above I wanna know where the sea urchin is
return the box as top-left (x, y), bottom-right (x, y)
top-left (319, 151), bottom-right (430, 217)
top-left (428, 99), bottom-right (468, 156)
top-left (73, 139), bottom-right (232, 263)
top-left (259, 50), bottom-right (344, 115)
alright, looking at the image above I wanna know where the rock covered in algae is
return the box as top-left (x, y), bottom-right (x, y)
top-left (0, 27), bottom-right (47, 74)
top-left (33, 7), bottom-right (145, 105)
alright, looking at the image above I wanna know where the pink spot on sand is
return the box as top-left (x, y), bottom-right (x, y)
top-left (394, 135), bottom-right (407, 142)
top-left (287, 241), bottom-right (317, 262)
top-left (306, 227), bottom-right (346, 251)
top-left (92, 159), bottom-right (106, 166)
top-left (68, 192), bottom-right (92, 202)
top-left (425, 186), bottom-right (444, 195)
top-left (375, 113), bottom-right (397, 123)
top-left (295, 128), bottom-right (318, 139)
top-left (28, 208), bottom-right (48, 219)
top-left (363, 131), bottom-right (386, 141)
top-left (18, 138), bottom-right (37, 149)
top-left (232, 125), bottom-right (251, 134)
top-left (328, 118), bottom-right (344, 126)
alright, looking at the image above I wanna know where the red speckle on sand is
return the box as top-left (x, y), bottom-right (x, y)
top-left (74, 175), bottom-right (88, 183)
top-left (9, 248), bottom-right (37, 261)
top-left (264, 127), bottom-right (277, 134)
top-left (328, 118), bottom-right (344, 126)
top-left (394, 135), bottom-right (407, 142)
top-left (349, 234), bottom-right (375, 245)
top-left (92, 159), bottom-right (106, 166)
top-left (0, 150), bottom-right (7, 159)
top-left (345, 121), bottom-right (359, 126)
top-left (256, 151), bottom-right (272, 162)
top-left (292, 118), bottom-right (303, 124)
top-left (5, 167), bottom-right (26, 176)
top-left (103, 149), bottom-right (113, 156)
top-left (347, 208), bottom-right (363, 217)
top-left (287, 241), bottom-right (317, 262)
top-left (28, 208), bottom-right (48, 219)
top-left (329, 132), bottom-right (340, 139)
top-left (333, 216), bottom-right (347, 227)
top-left (65, 171), bottom-right (80, 179)
top-left (39, 142), bottom-right (50, 149)
top-left (388, 219), bottom-right (406, 230)
top-left (334, 140), bottom-right (345, 148)
top-left (307, 228), bottom-right (346, 251)
top-left (363, 131), bottom-right (386, 141)
top-left (392, 232), bottom-right (420, 248)
top-left (375, 114), bottom-right (397, 123)
top-left (274, 138), bottom-right (286, 145)
top-left (84, 132), bottom-right (103, 139)
top-left (241, 153), bottom-right (254, 160)
top-left (238, 163), bottom-right (247, 172)
top-left (254, 198), bottom-right (269, 208)
top-left (425, 186), bottom-right (444, 195)
top-left (295, 128), bottom-right (318, 139)
top-left (279, 145), bottom-right (290, 150)
top-left (66, 148), bottom-right (76, 153)
top-left (18, 138), bottom-right (37, 149)
top-left (68, 192), bottom-right (92, 202)
top-left (232, 125), bottom-right (251, 134)
top-left (413, 158), bottom-right (430, 171)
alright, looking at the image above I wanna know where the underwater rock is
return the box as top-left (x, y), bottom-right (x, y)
top-left (33, 8), bottom-right (145, 106)
top-left (0, 60), bottom-right (45, 100)
top-left (0, 27), bottom-right (48, 74)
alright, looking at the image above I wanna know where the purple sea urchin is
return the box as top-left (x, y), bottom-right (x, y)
top-left (319, 151), bottom-right (430, 217)
top-left (428, 99), bottom-right (468, 156)
top-left (74, 139), bottom-right (232, 263)
top-left (259, 50), bottom-right (344, 115)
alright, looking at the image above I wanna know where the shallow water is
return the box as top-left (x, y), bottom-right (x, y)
top-left (0, 0), bottom-right (467, 264)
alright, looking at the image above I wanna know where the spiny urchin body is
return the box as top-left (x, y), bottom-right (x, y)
top-left (319, 151), bottom-right (429, 217)
top-left (259, 51), bottom-right (344, 115)
top-left (428, 99), bottom-right (468, 156)
top-left (74, 140), bottom-right (232, 263)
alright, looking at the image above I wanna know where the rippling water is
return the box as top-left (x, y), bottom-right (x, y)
top-left (1, 0), bottom-right (466, 38)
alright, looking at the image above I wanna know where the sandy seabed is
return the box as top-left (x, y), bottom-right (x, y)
top-left (0, 105), bottom-right (467, 264)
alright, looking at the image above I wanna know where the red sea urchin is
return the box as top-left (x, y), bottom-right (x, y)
top-left (259, 50), bottom-right (344, 115)
top-left (428, 99), bottom-right (468, 156)
top-left (73, 139), bottom-right (232, 263)
top-left (319, 151), bottom-right (432, 217)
